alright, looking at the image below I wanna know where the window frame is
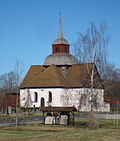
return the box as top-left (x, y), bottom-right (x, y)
top-left (34, 92), bottom-right (38, 102)
top-left (48, 91), bottom-right (52, 103)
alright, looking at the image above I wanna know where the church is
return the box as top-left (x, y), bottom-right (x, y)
top-left (20, 17), bottom-right (110, 112)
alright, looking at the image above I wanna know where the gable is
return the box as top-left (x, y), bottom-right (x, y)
top-left (66, 64), bottom-right (92, 88)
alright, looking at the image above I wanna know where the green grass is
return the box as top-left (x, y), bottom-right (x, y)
top-left (0, 119), bottom-right (120, 141)
top-left (0, 112), bottom-right (43, 118)
top-left (0, 126), bottom-right (120, 141)
top-left (75, 119), bottom-right (120, 129)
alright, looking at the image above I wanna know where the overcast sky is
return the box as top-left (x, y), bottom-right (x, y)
top-left (0, 0), bottom-right (120, 76)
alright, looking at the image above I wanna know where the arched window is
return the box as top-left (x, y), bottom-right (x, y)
top-left (34, 92), bottom-right (38, 102)
top-left (41, 97), bottom-right (45, 107)
top-left (48, 91), bottom-right (52, 102)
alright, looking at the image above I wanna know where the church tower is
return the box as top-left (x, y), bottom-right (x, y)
top-left (43, 16), bottom-right (78, 66)
top-left (52, 16), bottom-right (70, 53)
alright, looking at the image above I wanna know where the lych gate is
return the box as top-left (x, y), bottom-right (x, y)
top-left (40, 106), bottom-right (77, 126)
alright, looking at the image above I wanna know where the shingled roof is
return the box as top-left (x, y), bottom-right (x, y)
top-left (20, 64), bottom-right (104, 89)
top-left (20, 65), bottom-right (66, 88)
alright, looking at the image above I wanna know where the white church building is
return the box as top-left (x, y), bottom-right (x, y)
top-left (20, 18), bottom-right (110, 112)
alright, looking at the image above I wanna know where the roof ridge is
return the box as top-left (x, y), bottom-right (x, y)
top-left (66, 66), bottom-right (72, 78)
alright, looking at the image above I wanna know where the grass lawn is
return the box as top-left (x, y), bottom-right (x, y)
top-left (0, 119), bottom-right (119, 141)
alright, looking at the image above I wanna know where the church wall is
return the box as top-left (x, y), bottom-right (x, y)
top-left (20, 88), bottom-right (110, 112)
top-left (60, 88), bottom-right (109, 112)
top-left (20, 88), bottom-right (64, 108)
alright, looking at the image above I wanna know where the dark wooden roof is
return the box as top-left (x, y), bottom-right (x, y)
top-left (20, 63), bottom-right (104, 89)
top-left (20, 65), bottom-right (66, 88)
top-left (40, 106), bottom-right (77, 112)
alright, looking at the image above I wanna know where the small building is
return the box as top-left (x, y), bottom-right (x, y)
top-left (40, 106), bottom-right (77, 125)
top-left (2, 93), bottom-right (19, 113)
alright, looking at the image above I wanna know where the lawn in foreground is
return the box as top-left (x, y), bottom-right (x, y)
top-left (0, 126), bottom-right (120, 141)
top-left (0, 119), bottom-right (120, 141)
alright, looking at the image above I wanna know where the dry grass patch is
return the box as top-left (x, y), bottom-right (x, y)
top-left (0, 126), bottom-right (119, 141)
top-left (0, 121), bottom-right (120, 141)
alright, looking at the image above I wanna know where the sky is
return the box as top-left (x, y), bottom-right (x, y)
top-left (0, 0), bottom-right (120, 77)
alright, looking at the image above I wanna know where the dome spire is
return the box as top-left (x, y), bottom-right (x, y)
top-left (58, 9), bottom-right (63, 38)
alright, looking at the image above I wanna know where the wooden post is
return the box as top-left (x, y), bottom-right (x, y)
top-left (55, 112), bottom-right (57, 125)
top-left (73, 112), bottom-right (74, 126)
top-left (43, 111), bottom-right (45, 125)
top-left (116, 103), bottom-right (118, 127)
top-left (68, 112), bottom-right (70, 125)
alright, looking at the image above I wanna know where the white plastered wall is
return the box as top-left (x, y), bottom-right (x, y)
top-left (60, 88), bottom-right (107, 112)
top-left (20, 88), bottom-right (65, 108)
top-left (20, 87), bottom-right (110, 112)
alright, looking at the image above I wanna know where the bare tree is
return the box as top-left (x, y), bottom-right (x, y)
top-left (73, 22), bottom-right (109, 78)
top-left (0, 58), bottom-right (24, 93)
top-left (104, 64), bottom-right (120, 108)
top-left (24, 89), bottom-right (32, 115)
top-left (0, 71), bottom-right (19, 113)
top-left (0, 72), bottom-right (17, 93)
top-left (61, 88), bottom-right (72, 106)
top-left (14, 58), bottom-right (24, 128)
top-left (0, 58), bottom-right (24, 127)
top-left (78, 92), bottom-right (88, 111)
top-left (73, 22), bottom-right (110, 129)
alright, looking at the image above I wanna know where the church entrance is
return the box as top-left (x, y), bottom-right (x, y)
top-left (41, 97), bottom-right (45, 107)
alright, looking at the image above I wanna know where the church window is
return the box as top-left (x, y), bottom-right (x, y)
top-left (48, 91), bottom-right (52, 102)
top-left (34, 92), bottom-right (38, 102)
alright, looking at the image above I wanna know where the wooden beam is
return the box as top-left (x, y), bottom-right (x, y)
top-left (73, 112), bottom-right (74, 126)
top-left (43, 111), bottom-right (45, 125)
